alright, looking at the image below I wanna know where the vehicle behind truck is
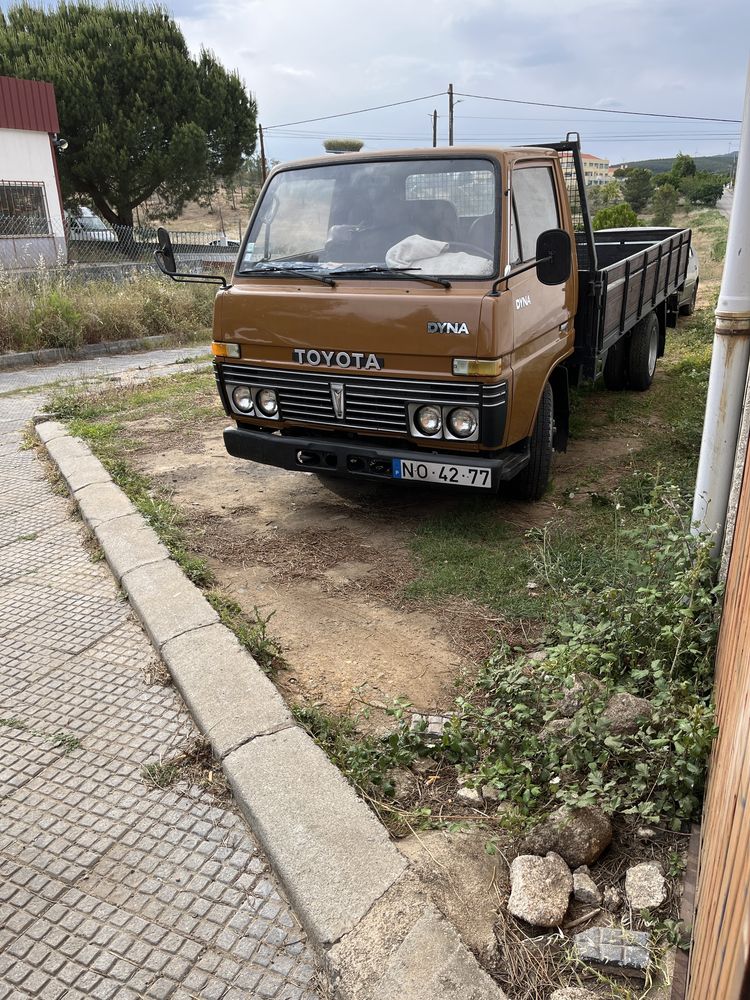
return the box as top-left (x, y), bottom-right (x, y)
top-left (156, 135), bottom-right (691, 501)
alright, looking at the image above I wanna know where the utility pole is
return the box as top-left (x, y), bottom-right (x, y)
top-left (448, 84), bottom-right (454, 146)
top-left (258, 124), bottom-right (268, 182)
top-left (692, 61), bottom-right (750, 554)
top-left (432, 110), bottom-right (438, 148)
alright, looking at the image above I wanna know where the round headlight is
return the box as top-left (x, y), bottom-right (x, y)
top-left (414, 405), bottom-right (442, 436)
top-left (447, 407), bottom-right (478, 438)
top-left (232, 385), bottom-right (254, 412)
top-left (256, 388), bottom-right (278, 416)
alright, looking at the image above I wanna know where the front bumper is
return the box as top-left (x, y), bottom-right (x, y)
top-left (223, 425), bottom-right (529, 492)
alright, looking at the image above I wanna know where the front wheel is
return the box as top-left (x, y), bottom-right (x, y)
top-left (627, 312), bottom-right (659, 391)
top-left (509, 383), bottom-right (553, 502)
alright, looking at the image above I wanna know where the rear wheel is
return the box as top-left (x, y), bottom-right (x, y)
top-left (627, 311), bottom-right (659, 391)
top-left (509, 383), bottom-right (553, 502)
top-left (602, 338), bottom-right (628, 391)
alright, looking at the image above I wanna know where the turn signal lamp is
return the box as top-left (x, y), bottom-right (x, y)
top-left (212, 341), bottom-right (241, 358)
top-left (452, 358), bottom-right (502, 377)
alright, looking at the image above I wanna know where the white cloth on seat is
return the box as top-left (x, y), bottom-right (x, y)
top-left (385, 234), bottom-right (493, 276)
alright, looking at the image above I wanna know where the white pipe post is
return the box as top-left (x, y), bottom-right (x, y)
top-left (692, 61), bottom-right (750, 554)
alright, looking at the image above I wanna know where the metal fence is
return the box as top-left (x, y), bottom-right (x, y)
top-left (0, 212), bottom-right (238, 278)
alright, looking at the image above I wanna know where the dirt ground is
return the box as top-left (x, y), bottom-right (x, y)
top-left (130, 409), bottom-right (645, 727)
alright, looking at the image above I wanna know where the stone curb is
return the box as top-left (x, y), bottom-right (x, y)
top-left (0, 334), bottom-right (168, 371)
top-left (39, 421), bottom-right (508, 1000)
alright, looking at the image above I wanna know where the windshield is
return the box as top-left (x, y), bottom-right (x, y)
top-left (77, 215), bottom-right (110, 232)
top-left (239, 157), bottom-right (498, 279)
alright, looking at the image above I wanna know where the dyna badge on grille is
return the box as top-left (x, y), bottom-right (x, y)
top-left (292, 348), bottom-right (384, 371)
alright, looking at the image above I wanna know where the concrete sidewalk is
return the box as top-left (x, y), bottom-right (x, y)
top-left (0, 390), bottom-right (320, 997)
top-left (0, 345), bottom-right (209, 396)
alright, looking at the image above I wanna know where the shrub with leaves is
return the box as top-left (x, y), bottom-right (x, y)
top-left (440, 479), bottom-right (721, 826)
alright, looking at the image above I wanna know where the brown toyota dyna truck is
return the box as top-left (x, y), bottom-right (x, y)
top-left (156, 135), bottom-right (691, 500)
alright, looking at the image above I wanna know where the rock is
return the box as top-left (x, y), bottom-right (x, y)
top-left (602, 886), bottom-right (622, 912)
top-left (625, 862), bottom-right (667, 910)
top-left (636, 826), bottom-right (657, 841)
top-left (526, 650), bottom-right (547, 661)
top-left (523, 806), bottom-right (613, 868)
top-left (550, 989), bottom-right (599, 1000)
top-left (601, 692), bottom-right (653, 735)
top-left (573, 926), bottom-right (651, 977)
top-left (389, 769), bottom-right (418, 804)
top-left (412, 757), bottom-right (436, 775)
top-left (507, 852), bottom-right (572, 927)
top-left (410, 712), bottom-right (452, 743)
top-left (573, 866), bottom-right (602, 905)
top-left (558, 673), bottom-right (605, 717)
top-left (481, 784), bottom-right (500, 802)
top-left (539, 718), bottom-right (572, 742)
top-left (456, 786), bottom-right (483, 806)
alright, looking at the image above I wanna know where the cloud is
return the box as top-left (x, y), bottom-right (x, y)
top-left (171, 0), bottom-right (748, 164)
top-left (271, 65), bottom-right (314, 79)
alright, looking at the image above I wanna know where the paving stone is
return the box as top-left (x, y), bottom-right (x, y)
top-left (161, 622), bottom-right (294, 758)
top-left (225, 726), bottom-right (408, 947)
top-left (122, 559), bottom-right (219, 649)
top-left (573, 926), bottom-right (651, 976)
top-left (0, 371), bottom-right (319, 999)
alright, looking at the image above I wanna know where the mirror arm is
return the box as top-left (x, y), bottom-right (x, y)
top-left (154, 250), bottom-right (229, 289)
top-left (488, 255), bottom-right (551, 297)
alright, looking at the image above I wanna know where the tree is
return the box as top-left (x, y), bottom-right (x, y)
top-left (680, 173), bottom-right (725, 207)
top-left (621, 168), bottom-right (654, 213)
top-left (587, 180), bottom-right (622, 215)
top-left (592, 203), bottom-right (638, 230)
top-left (0, 3), bottom-right (257, 228)
top-left (671, 152), bottom-right (697, 180)
top-left (651, 183), bottom-right (678, 226)
top-left (324, 139), bottom-right (364, 153)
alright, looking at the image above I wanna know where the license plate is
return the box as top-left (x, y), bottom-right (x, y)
top-left (392, 458), bottom-right (492, 489)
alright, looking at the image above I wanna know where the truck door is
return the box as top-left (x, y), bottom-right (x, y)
top-left (507, 162), bottom-right (571, 436)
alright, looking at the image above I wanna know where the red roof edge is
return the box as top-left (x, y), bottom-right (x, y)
top-left (0, 75), bottom-right (59, 134)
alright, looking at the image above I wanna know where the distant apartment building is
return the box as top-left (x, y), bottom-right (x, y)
top-left (581, 152), bottom-right (610, 186)
top-left (0, 75), bottom-right (66, 267)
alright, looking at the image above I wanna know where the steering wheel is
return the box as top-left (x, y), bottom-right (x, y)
top-left (445, 241), bottom-right (494, 260)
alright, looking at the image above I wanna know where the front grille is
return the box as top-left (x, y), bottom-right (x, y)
top-left (219, 363), bottom-right (483, 435)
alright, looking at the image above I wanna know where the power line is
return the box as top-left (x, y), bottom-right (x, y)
top-left (264, 92), bottom-right (445, 130)
top-left (455, 91), bottom-right (741, 124)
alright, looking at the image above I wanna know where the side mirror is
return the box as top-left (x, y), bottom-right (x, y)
top-left (155, 226), bottom-right (177, 275)
top-left (535, 229), bottom-right (572, 286)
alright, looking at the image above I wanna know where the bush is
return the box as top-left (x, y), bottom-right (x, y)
top-left (681, 173), bottom-right (725, 207)
top-left (0, 269), bottom-right (214, 354)
top-left (447, 479), bottom-right (721, 826)
top-left (593, 203), bottom-right (638, 230)
top-left (652, 183), bottom-right (679, 226)
top-left (29, 289), bottom-right (83, 349)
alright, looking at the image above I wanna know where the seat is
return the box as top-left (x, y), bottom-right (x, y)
top-left (467, 214), bottom-right (496, 254)
top-left (407, 199), bottom-right (459, 244)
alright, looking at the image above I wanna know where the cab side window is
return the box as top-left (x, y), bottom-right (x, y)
top-left (512, 166), bottom-right (559, 263)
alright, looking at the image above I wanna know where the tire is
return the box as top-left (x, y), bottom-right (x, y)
top-left (680, 281), bottom-right (698, 316)
top-left (602, 338), bottom-right (628, 391)
top-left (627, 311), bottom-right (659, 391)
top-left (509, 382), bottom-right (553, 502)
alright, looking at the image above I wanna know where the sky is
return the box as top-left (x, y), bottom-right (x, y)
top-left (170, 0), bottom-right (749, 167)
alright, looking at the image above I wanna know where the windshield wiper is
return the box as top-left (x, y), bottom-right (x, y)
top-left (333, 266), bottom-right (451, 289)
top-left (238, 263), bottom-right (336, 286)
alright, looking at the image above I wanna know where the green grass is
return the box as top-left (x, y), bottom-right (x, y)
top-left (0, 269), bottom-right (214, 354)
top-left (405, 300), bottom-right (716, 623)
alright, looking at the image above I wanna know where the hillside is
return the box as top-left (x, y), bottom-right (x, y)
top-left (611, 152), bottom-right (737, 174)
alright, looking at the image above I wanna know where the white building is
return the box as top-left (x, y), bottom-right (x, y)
top-left (0, 75), bottom-right (66, 267)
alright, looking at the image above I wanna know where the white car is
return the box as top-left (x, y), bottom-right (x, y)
top-left (66, 207), bottom-right (117, 242)
top-left (677, 244), bottom-right (699, 315)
